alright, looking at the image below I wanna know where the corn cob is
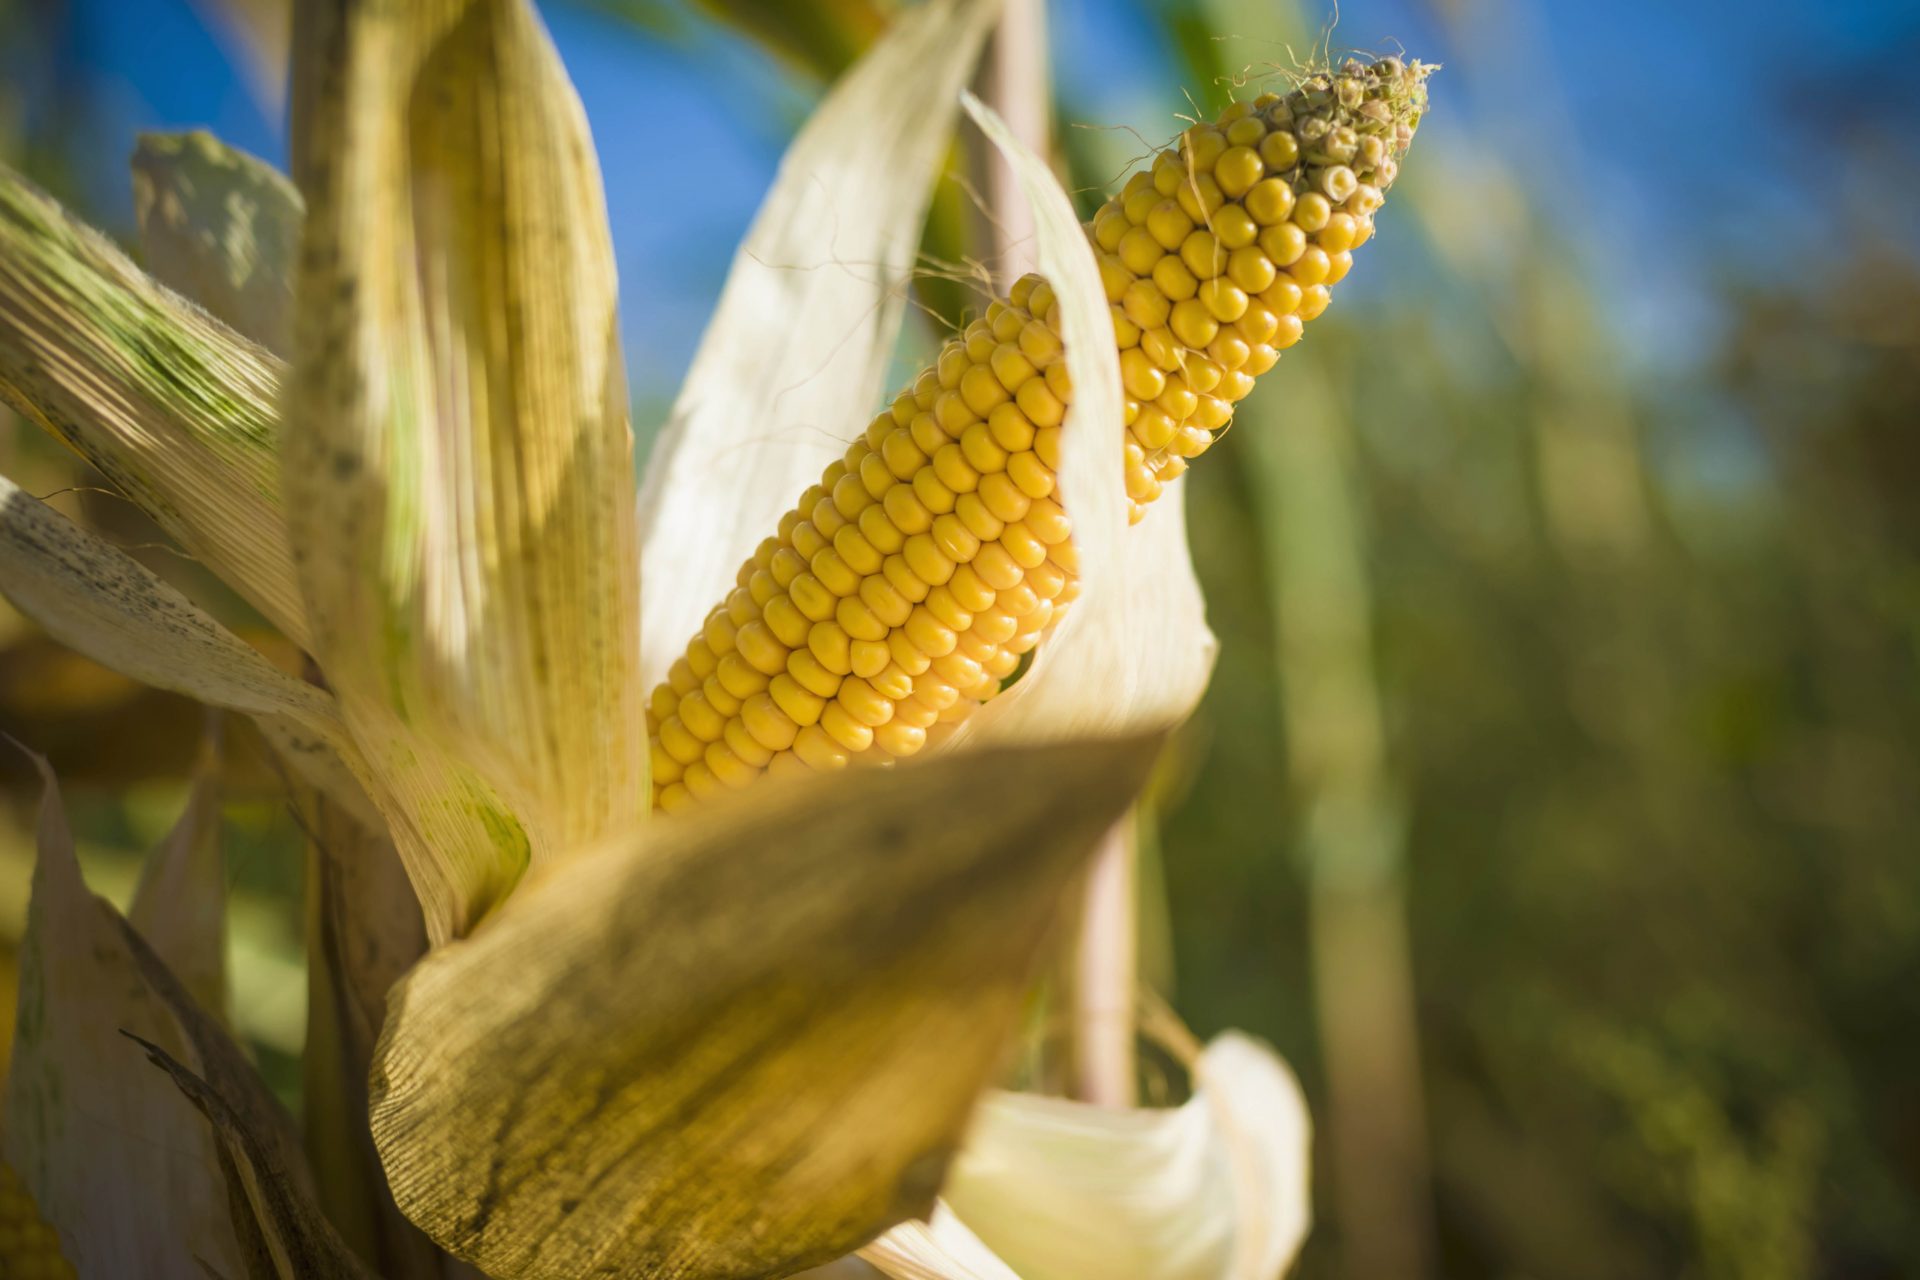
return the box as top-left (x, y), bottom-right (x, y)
top-left (649, 55), bottom-right (1431, 811)
top-left (0, 1162), bottom-right (74, 1280)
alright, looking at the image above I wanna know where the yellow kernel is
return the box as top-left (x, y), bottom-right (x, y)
top-left (874, 720), bottom-right (927, 757)
top-left (888, 630), bottom-right (932, 676)
top-left (667, 657), bottom-right (699, 695)
top-left (1244, 342), bottom-right (1281, 375)
top-left (1180, 229), bottom-right (1226, 279)
top-left (933, 649), bottom-right (985, 688)
top-left (882, 428), bottom-right (928, 479)
top-left (793, 722), bottom-right (851, 770)
top-left (1326, 250), bottom-right (1353, 285)
top-left (770, 672), bottom-right (827, 727)
top-left (1044, 360), bottom-right (1073, 402)
top-left (716, 651), bottom-right (769, 702)
top-left (909, 410), bottom-right (948, 456)
top-left (905, 606), bottom-right (957, 658)
top-left (651, 738), bottom-right (684, 784)
top-left (1151, 253), bottom-right (1199, 303)
top-left (811, 496), bottom-right (846, 537)
top-left (1290, 245), bottom-right (1331, 287)
top-left (1185, 355), bottom-right (1223, 394)
top-left (1184, 125), bottom-right (1227, 171)
top-left (1273, 313), bottom-right (1305, 349)
top-left (748, 568), bottom-right (781, 608)
top-left (990, 343), bottom-right (1036, 392)
top-left (1158, 374), bottom-right (1199, 420)
top-left (735, 620), bottom-right (790, 677)
top-left (1198, 277), bottom-right (1249, 323)
top-left (1215, 145), bottom-right (1264, 197)
top-left (1174, 171), bottom-right (1225, 224)
top-left (1034, 427), bottom-right (1061, 470)
top-left (1262, 275), bottom-right (1304, 316)
top-left (789, 647), bottom-right (843, 699)
top-left (965, 319), bottom-right (997, 362)
top-left (819, 701), bottom-right (875, 753)
top-left (913, 668), bottom-right (960, 711)
top-left (1213, 205), bottom-right (1259, 250)
top-left (870, 660), bottom-right (913, 699)
top-left (1141, 325), bottom-right (1184, 370)
top-left (933, 442), bottom-right (979, 493)
top-left (973, 542), bottom-right (1026, 590)
top-left (1018, 318), bottom-right (1062, 366)
top-left (960, 362), bottom-right (1010, 417)
top-left (1009, 273), bottom-right (1043, 307)
top-left (948, 563), bottom-right (997, 612)
top-left (894, 695), bottom-right (940, 728)
top-left (705, 740), bottom-right (760, 789)
top-left (1028, 559), bottom-right (1069, 600)
top-left (811, 546), bottom-right (860, 597)
top-left (1209, 329), bottom-right (1251, 370)
top-left (1046, 535), bottom-right (1079, 573)
top-left (1259, 221), bottom-right (1307, 267)
top-left (998, 579), bottom-right (1041, 617)
top-left (833, 524), bottom-right (882, 576)
top-left (1118, 225), bottom-right (1163, 275)
top-left (1244, 177), bottom-right (1295, 225)
top-left (1228, 245), bottom-right (1277, 294)
top-left (882, 553), bottom-right (931, 604)
top-left (1007, 450), bottom-right (1055, 499)
top-left (835, 593), bottom-right (886, 642)
top-left (1120, 347), bottom-right (1167, 401)
top-left (1293, 191), bottom-right (1332, 232)
top-left (1260, 130), bottom-right (1300, 171)
top-left (789, 573), bottom-right (836, 622)
top-left (837, 677), bottom-right (894, 727)
top-left (1318, 212), bottom-right (1358, 253)
top-left (857, 503), bottom-right (905, 555)
top-left (931, 512), bottom-right (981, 562)
top-left (1298, 284), bottom-right (1332, 322)
top-left (742, 692), bottom-right (800, 750)
top-left (659, 716), bottom-right (704, 765)
top-left (986, 403), bottom-right (1036, 454)
top-left (883, 484), bottom-right (932, 536)
top-left (955, 491), bottom-right (1004, 543)
top-left (788, 524), bottom-right (824, 564)
top-left (1218, 368), bottom-right (1256, 401)
top-left (859, 451), bottom-right (894, 499)
top-left (1015, 375), bottom-right (1066, 427)
top-left (935, 388), bottom-right (977, 435)
top-left (1122, 181), bottom-right (1157, 224)
top-left (857, 573), bottom-right (912, 627)
top-left (936, 342), bottom-right (969, 388)
top-left (1146, 199), bottom-right (1195, 250)
top-left (1237, 300), bottom-right (1280, 344)
top-left (725, 717), bottom-right (773, 768)
top-left (703, 610), bottom-right (738, 656)
top-left (913, 465), bottom-right (956, 515)
top-left (1170, 297), bottom-right (1220, 349)
top-left (1025, 497), bottom-right (1071, 544)
top-left (1122, 279), bottom-right (1171, 330)
top-left (1133, 404), bottom-right (1177, 451)
top-left (1093, 204), bottom-right (1129, 250)
top-left (686, 639), bottom-right (718, 680)
top-left (679, 690), bottom-right (725, 741)
top-left (1225, 114), bottom-right (1267, 147)
top-left (1193, 394), bottom-right (1233, 430)
top-left (682, 761), bottom-right (725, 800)
top-left (903, 532), bottom-right (955, 586)
top-left (961, 420), bottom-right (1008, 473)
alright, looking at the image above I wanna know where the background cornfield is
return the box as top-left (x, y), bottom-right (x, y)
top-left (2, 1), bottom-right (1916, 1277)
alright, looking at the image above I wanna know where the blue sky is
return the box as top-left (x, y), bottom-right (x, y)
top-left (19, 0), bottom-right (1919, 396)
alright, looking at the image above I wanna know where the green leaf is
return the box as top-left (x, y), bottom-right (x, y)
top-left (369, 733), bottom-right (1162, 1279)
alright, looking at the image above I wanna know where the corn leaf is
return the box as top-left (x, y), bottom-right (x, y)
top-left (942, 1033), bottom-right (1312, 1280)
top-left (635, 0), bottom-right (1001, 688)
top-left (127, 722), bottom-right (230, 1021)
top-left (369, 733), bottom-right (1162, 1280)
top-left (0, 164), bottom-right (307, 645)
top-left (132, 130), bottom-right (302, 354)
top-left (284, 0), bottom-right (646, 913)
top-left (0, 472), bottom-right (511, 944)
top-left (2, 750), bottom-right (249, 1278)
top-left (953, 94), bottom-right (1217, 747)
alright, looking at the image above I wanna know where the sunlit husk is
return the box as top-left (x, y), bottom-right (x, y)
top-left (127, 724), bottom-right (230, 1019)
top-left (943, 1034), bottom-right (1312, 1280)
top-left (283, 0), bottom-right (647, 936)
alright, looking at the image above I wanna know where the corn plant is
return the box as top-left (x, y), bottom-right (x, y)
top-left (0, 1), bottom-right (1426, 1276)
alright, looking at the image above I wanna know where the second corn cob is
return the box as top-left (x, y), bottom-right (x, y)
top-left (649, 55), bottom-right (1431, 811)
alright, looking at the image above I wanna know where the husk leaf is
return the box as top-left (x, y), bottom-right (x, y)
top-left (369, 733), bottom-right (1162, 1280)
top-left (942, 1033), bottom-right (1312, 1280)
top-left (284, 0), bottom-right (646, 933)
top-left (127, 721), bottom-right (230, 1020)
top-left (0, 164), bottom-right (306, 645)
top-left (2, 749), bottom-right (249, 1278)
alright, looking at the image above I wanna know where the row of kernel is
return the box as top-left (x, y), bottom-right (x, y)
top-left (647, 280), bottom-right (1084, 809)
